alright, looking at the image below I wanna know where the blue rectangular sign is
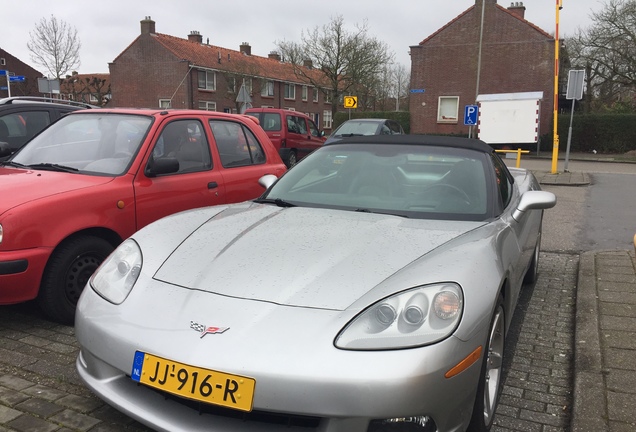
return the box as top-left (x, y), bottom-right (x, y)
top-left (0, 70), bottom-right (6, 76)
top-left (464, 105), bottom-right (479, 126)
top-left (9, 76), bottom-right (25, 82)
top-left (409, 89), bottom-right (425, 94)
top-left (0, 86), bottom-right (7, 90)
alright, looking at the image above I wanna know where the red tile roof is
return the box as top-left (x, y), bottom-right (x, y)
top-left (152, 33), bottom-right (327, 86)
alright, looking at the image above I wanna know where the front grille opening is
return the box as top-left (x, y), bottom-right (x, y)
top-left (145, 385), bottom-right (321, 428)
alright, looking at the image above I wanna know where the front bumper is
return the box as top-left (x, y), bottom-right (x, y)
top-left (76, 283), bottom-right (486, 432)
top-left (0, 247), bottom-right (50, 303)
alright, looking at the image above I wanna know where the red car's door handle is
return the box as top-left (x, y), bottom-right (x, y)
top-left (208, 182), bottom-right (218, 189)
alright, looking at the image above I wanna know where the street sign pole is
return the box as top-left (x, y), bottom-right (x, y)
top-left (6, 73), bottom-right (10, 97)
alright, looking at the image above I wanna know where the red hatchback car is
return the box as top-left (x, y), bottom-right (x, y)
top-left (0, 108), bottom-right (286, 323)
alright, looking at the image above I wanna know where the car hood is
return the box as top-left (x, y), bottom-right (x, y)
top-left (154, 205), bottom-right (485, 311)
top-left (0, 167), bottom-right (114, 212)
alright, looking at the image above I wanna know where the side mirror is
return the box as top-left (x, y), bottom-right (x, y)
top-left (512, 190), bottom-right (556, 221)
top-left (145, 157), bottom-right (180, 177)
top-left (0, 141), bottom-right (11, 158)
top-left (258, 174), bottom-right (278, 189)
top-left (319, 130), bottom-right (325, 138)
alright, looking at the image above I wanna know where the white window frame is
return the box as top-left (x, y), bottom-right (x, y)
top-left (159, 99), bottom-right (171, 108)
top-left (325, 90), bottom-right (332, 104)
top-left (228, 76), bottom-right (236, 93)
top-left (261, 80), bottom-right (274, 97)
top-left (322, 110), bottom-right (332, 129)
top-left (437, 96), bottom-right (459, 123)
top-left (198, 70), bottom-right (216, 91)
top-left (284, 83), bottom-right (296, 100)
top-left (198, 101), bottom-right (217, 111)
top-left (301, 85), bottom-right (308, 101)
top-left (0, 58), bottom-right (5, 66)
top-left (313, 87), bottom-right (319, 102)
top-left (243, 78), bottom-right (253, 95)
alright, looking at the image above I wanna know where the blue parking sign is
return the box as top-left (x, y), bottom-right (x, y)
top-left (464, 105), bottom-right (478, 125)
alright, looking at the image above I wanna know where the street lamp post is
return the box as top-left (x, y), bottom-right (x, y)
top-left (551, 0), bottom-right (563, 174)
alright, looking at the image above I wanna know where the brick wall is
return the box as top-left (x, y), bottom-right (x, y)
top-left (409, 2), bottom-right (554, 138)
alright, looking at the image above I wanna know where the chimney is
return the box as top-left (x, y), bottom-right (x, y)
top-left (140, 16), bottom-right (155, 35)
top-left (188, 31), bottom-right (203, 43)
top-left (239, 42), bottom-right (251, 56)
top-left (268, 51), bottom-right (281, 61)
top-left (303, 59), bottom-right (313, 69)
top-left (507, 2), bottom-right (526, 19)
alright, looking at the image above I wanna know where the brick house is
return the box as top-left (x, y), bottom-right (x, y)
top-left (409, 0), bottom-right (555, 137)
top-left (60, 72), bottom-right (112, 107)
top-left (109, 17), bottom-right (334, 131)
top-left (0, 48), bottom-right (44, 98)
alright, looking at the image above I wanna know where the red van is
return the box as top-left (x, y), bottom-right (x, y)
top-left (244, 108), bottom-right (326, 167)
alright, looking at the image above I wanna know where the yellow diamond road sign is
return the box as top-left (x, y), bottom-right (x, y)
top-left (344, 96), bottom-right (358, 109)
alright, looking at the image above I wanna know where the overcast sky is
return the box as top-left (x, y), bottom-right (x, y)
top-left (1, 0), bottom-right (604, 76)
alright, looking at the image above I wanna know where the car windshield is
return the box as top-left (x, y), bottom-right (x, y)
top-left (10, 113), bottom-right (152, 175)
top-left (261, 143), bottom-right (492, 221)
top-left (332, 121), bottom-right (381, 137)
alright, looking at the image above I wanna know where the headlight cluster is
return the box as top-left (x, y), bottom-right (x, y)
top-left (0, 223), bottom-right (3, 244)
top-left (90, 239), bottom-right (142, 304)
top-left (335, 283), bottom-right (463, 350)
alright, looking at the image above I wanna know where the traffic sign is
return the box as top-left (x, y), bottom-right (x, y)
top-left (0, 86), bottom-right (7, 91)
top-left (566, 70), bottom-right (585, 100)
top-left (0, 70), bottom-right (6, 76)
top-left (464, 105), bottom-right (479, 125)
top-left (343, 96), bottom-right (357, 109)
top-left (9, 76), bottom-right (25, 83)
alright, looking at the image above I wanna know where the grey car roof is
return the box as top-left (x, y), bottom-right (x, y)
top-left (323, 134), bottom-right (494, 154)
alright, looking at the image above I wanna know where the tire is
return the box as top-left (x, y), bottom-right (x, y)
top-left (286, 150), bottom-right (297, 168)
top-left (523, 230), bottom-right (541, 285)
top-left (468, 296), bottom-right (505, 432)
top-left (38, 236), bottom-right (114, 324)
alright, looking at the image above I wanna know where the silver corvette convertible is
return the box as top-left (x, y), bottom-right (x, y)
top-left (75, 135), bottom-right (556, 432)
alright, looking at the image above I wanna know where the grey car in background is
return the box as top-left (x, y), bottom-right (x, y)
top-left (75, 135), bottom-right (555, 432)
top-left (324, 118), bottom-right (404, 145)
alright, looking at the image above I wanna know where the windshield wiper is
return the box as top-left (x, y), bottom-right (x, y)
top-left (253, 197), bottom-right (296, 208)
top-left (0, 160), bottom-right (28, 168)
top-left (354, 208), bottom-right (409, 218)
top-left (27, 163), bottom-right (79, 173)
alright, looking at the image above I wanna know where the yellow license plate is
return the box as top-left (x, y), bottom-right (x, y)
top-left (131, 351), bottom-right (255, 412)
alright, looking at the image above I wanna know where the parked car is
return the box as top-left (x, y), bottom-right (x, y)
top-left (0, 108), bottom-right (286, 323)
top-left (75, 135), bottom-right (555, 432)
top-left (324, 118), bottom-right (405, 145)
top-left (244, 107), bottom-right (325, 167)
top-left (0, 97), bottom-right (95, 159)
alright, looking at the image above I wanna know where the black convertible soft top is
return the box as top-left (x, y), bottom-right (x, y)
top-left (325, 134), bottom-right (494, 154)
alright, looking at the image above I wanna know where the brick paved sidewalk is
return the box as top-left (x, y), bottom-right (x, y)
top-left (0, 303), bottom-right (151, 432)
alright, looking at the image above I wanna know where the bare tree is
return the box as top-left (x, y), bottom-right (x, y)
top-left (28, 15), bottom-right (81, 79)
top-left (567, 0), bottom-right (636, 112)
top-left (276, 15), bottom-right (394, 117)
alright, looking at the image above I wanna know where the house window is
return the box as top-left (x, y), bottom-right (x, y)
top-left (243, 78), bottom-right (253, 95)
top-left (199, 101), bottom-right (216, 111)
top-left (284, 83), bottom-right (295, 100)
top-left (323, 110), bottom-right (332, 129)
top-left (159, 99), bottom-right (171, 108)
top-left (437, 96), bottom-right (459, 123)
top-left (313, 87), bottom-right (319, 102)
top-left (0, 58), bottom-right (5, 66)
top-left (301, 86), bottom-right (308, 101)
top-left (261, 80), bottom-right (274, 97)
top-left (325, 91), bottom-right (332, 104)
top-left (198, 70), bottom-right (216, 91)
top-left (89, 94), bottom-right (98, 103)
top-left (228, 76), bottom-right (236, 93)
